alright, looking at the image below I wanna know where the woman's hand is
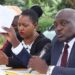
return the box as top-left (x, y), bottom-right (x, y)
top-left (1, 27), bottom-right (16, 42)
top-left (1, 27), bottom-right (20, 48)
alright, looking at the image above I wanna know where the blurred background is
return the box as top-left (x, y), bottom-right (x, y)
top-left (0, 0), bottom-right (75, 47)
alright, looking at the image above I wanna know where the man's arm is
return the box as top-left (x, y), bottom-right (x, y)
top-left (51, 66), bottom-right (75, 75)
top-left (0, 43), bottom-right (31, 68)
top-left (29, 56), bottom-right (49, 74)
top-left (29, 56), bottom-right (75, 75)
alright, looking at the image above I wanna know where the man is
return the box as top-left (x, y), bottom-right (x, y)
top-left (28, 8), bottom-right (75, 75)
top-left (0, 15), bottom-right (24, 68)
top-left (2, 8), bottom-right (75, 75)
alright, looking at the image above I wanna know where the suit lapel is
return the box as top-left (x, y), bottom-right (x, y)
top-left (51, 41), bottom-right (64, 65)
top-left (67, 42), bottom-right (75, 67)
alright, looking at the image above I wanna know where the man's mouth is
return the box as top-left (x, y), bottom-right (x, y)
top-left (57, 33), bottom-right (63, 38)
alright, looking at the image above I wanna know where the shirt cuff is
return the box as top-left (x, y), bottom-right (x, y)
top-left (46, 66), bottom-right (55, 75)
top-left (11, 43), bottom-right (23, 55)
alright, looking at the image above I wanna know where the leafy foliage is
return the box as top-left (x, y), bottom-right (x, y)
top-left (38, 16), bottom-right (54, 32)
top-left (0, 35), bottom-right (6, 48)
top-left (0, 0), bottom-right (5, 4)
top-left (1, 0), bottom-right (75, 32)
top-left (0, 0), bottom-right (75, 46)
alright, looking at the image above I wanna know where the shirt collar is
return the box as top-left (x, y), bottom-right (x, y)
top-left (21, 41), bottom-right (33, 50)
top-left (64, 38), bottom-right (75, 47)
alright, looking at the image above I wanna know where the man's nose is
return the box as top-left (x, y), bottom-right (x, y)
top-left (56, 25), bottom-right (63, 31)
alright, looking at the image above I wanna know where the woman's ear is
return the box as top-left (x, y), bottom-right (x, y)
top-left (33, 22), bottom-right (38, 30)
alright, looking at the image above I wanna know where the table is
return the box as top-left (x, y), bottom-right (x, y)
top-left (0, 65), bottom-right (45, 75)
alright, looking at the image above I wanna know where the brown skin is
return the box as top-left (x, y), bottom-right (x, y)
top-left (0, 14), bottom-right (39, 65)
top-left (0, 51), bottom-right (8, 65)
top-left (2, 9), bottom-right (75, 73)
top-left (18, 15), bottom-right (39, 45)
top-left (54, 9), bottom-right (75, 42)
top-left (29, 56), bottom-right (48, 74)
top-left (12, 16), bottom-right (19, 32)
top-left (0, 27), bottom-right (20, 65)
top-left (29, 9), bottom-right (75, 73)
top-left (2, 27), bottom-right (20, 48)
top-left (0, 17), bottom-right (20, 65)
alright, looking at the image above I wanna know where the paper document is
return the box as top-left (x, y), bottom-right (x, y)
top-left (0, 65), bottom-right (12, 70)
top-left (0, 5), bottom-right (16, 33)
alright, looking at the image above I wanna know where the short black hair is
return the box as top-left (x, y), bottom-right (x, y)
top-left (12, 15), bottom-right (19, 27)
top-left (21, 9), bottom-right (39, 25)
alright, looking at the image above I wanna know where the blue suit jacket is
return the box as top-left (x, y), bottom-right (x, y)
top-left (52, 66), bottom-right (75, 75)
top-left (14, 36), bottom-right (75, 75)
top-left (50, 37), bottom-right (75, 75)
top-left (4, 33), bottom-right (51, 68)
top-left (51, 38), bottom-right (75, 67)
top-left (13, 47), bottom-right (31, 68)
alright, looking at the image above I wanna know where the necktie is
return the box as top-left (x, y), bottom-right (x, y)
top-left (61, 43), bottom-right (69, 67)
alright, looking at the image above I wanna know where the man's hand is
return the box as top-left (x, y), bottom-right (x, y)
top-left (0, 51), bottom-right (8, 65)
top-left (28, 56), bottom-right (48, 74)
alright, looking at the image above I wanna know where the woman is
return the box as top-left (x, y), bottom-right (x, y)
top-left (0, 5), bottom-right (51, 68)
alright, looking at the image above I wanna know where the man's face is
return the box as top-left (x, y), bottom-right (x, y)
top-left (54, 13), bottom-right (75, 42)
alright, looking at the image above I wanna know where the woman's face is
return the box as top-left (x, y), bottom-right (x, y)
top-left (18, 15), bottom-right (37, 39)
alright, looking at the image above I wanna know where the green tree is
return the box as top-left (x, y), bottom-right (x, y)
top-left (4, 0), bottom-right (63, 32)
top-left (0, 0), bottom-right (5, 4)
top-left (57, 0), bottom-right (75, 10)
top-left (5, 0), bottom-right (25, 9)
